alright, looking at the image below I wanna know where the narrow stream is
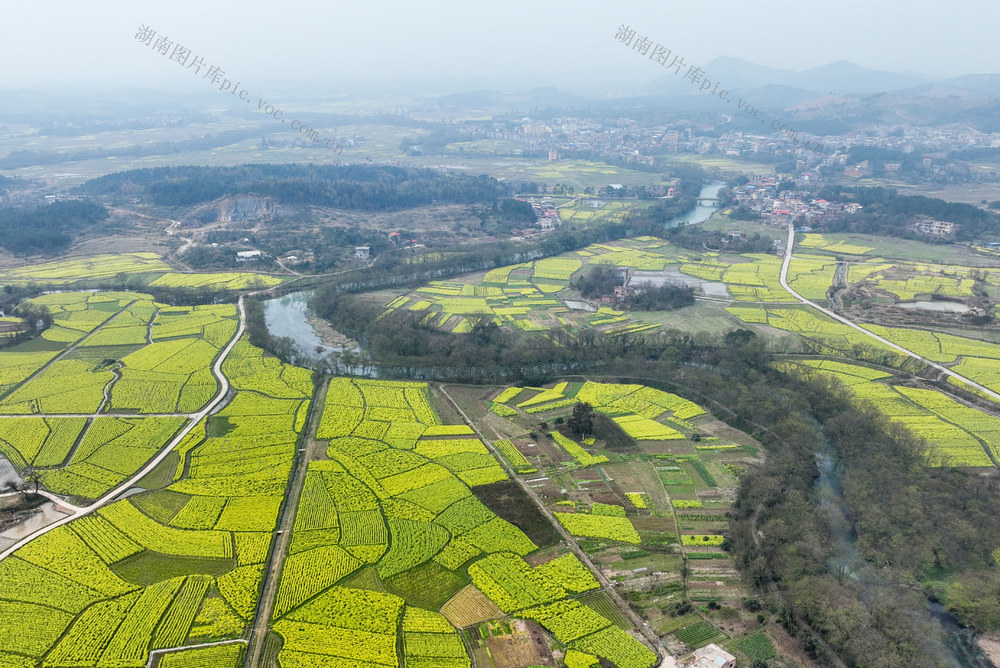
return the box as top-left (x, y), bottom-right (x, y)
top-left (814, 450), bottom-right (992, 667)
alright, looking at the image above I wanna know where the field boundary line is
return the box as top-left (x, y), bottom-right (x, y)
top-left (145, 638), bottom-right (248, 668)
top-left (0, 296), bottom-right (247, 562)
top-left (0, 298), bottom-right (138, 404)
top-left (243, 376), bottom-right (327, 668)
top-left (438, 383), bottom-right (673, 665)
top-left (779, 223), bottom-right (1000, 404)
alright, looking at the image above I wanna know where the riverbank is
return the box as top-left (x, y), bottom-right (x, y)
top-left (979, 633), bottom-right (1000, 667)
top-left (263, 290), bottom-right (359, 359)
top-left (306, 313), bottom-right (358, 350)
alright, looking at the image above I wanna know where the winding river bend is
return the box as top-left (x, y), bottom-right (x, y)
top-left (671, 182), bottom-right (725, 227)
top-left (262, 182), bottom-right (725, 362)
top-left (262, 291), bottom-right (336, 359)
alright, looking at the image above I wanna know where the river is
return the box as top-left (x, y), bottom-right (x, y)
top-left (670, 182), bottom-right (725, 227)
top-left (262, 291), bottom-right (336, 359)
top-left (814, 449), bottom-right (992, 666)
top-left (262, 183), bottom-right (725, 368)
top-left (262, 291), bottom-right (375, 375)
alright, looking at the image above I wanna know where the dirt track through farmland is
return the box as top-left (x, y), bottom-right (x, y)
top-left (244, 377), bottom-right (330, 668)
top-left (439, 384), bottom-right (676, 666)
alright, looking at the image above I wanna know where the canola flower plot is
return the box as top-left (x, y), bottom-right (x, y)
top-left (467, 551), bottom-right (655, 667)
top-left (0, 334), bottom-right (311, 666)
top-left (532, 257), bottom-right (583, 281)
top-left (783, 359), bottom-right (996, 466)
top-left (80, 299), bottom-right (159, 348)
top-left (157, 643), bottom-right (244, 667)
top-left (402, 608), bottom-right (470, 668)
top-left (0, 350), bottom-right (62, 397)
top-left (625, 492), bottom-right (648, 509)
top-left (856, 269), bottom-right (975, 301)
top-left (108, 304), bottom-right (239, 414)
top-left (0, 417), bottom-right (87, 469)
top-left (847, 262), bottom-right (895, 284)
top-left (713, 254), bottom-right (795, 302)
top-left (0, 253), bottom-right (171, 285)
top-left (612, 415), bottom-right (684, 441)
top-left (148, 272), bottom-right (284, 290)
top-left (0, 292), bottom-right (238, 420)
top-left (786, 255), bottom-right (838, 301)
top-left (269, 377), bottom-right (656, 668)
top-left (40, 417), bottom-right (186, 501)
top-left (550, 431), bottom-right (608, 467)
top-left (0, 358), bottom-right (113, 414)
top-left (0, 292), bottom-right (152, 414)
top-left (798, 234), bottom-right (875, 256)
top-left (554, 512), bottom-right (641, 544)
top-left (494, 438), bottom-right (536, 473)
top-left (726, 306), bottom-right (899, 359)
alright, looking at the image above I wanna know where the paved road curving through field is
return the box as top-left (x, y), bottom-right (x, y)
top-left (0, 296), bottom-right (247, 561)
top-left (779, 223), bottom-right (1000, 403)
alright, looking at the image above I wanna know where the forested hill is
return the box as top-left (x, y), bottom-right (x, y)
top-left (75, 164), bottom-right (510, 209)
top-left (0, 200), bottom-right (108, 254)
top-left (819, 185), bottom-right (1000, 240)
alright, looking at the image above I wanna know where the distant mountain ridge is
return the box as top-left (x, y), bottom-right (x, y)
top-left (425, 58), bottom-right (1000, 134)
top-left (646, 57), bottom-right (935, 96)
top-left (634, 58), bottom-right (1000, 132)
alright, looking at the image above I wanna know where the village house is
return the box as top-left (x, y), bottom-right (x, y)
top-left (686, 643), bottom-right (736, 668)
top-left (910, 218), bottom-right (957, 236)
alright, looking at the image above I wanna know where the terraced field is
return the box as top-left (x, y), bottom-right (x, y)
top-left (0, 292), bottom-right (247, 505)
top-left (0, 293), bottom-right (238, 418)
top-left (378, 237), bottom-right (811, 336)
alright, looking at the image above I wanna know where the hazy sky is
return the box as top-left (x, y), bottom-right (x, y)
top-left (2, 0), bottom-right (996, 93)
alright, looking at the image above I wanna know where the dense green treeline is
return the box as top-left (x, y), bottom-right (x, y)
top-left (0, 200), bottom-right (108, 253)
top-left (819, 185), bottom-right (1000, 240)
top-left (299, 296), bottom-right (1000, 665)
top-left (664, 227), bottom-right (777, 254)
top-left (76, 164), bottom-right (510, 209)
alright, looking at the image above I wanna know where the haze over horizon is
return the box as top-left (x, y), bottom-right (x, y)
top-left (2, 0), bottom-right (998, 96)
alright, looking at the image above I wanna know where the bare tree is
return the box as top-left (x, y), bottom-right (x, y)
top-left (18, 467), bottom-right (40, 499)
top-left (833, 552), bottom-right (860, 586)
